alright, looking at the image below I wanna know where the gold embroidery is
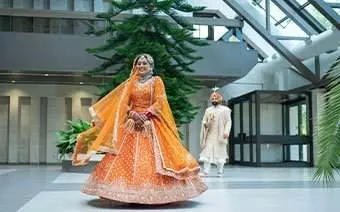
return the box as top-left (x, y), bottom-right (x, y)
top-left (82, 177), bottom-right (207, 204)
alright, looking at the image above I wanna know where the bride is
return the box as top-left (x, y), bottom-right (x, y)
top-left (72, 54), bottom-right (207, 204)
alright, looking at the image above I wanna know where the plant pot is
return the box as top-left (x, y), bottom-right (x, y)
top-left (61, 153), bottom-right (105, 173)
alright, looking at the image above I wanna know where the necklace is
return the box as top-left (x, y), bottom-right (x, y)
top-left (138, 73), bottom-right (153, 83)
top-left (136, 76), bottom-right (153, 89)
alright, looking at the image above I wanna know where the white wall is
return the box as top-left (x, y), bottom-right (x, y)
top-left (0, 83), bottom-right (211, 164)
top-left (186, 88), bottom-right (211, 159)
top-left (0, 83), bottom-right (98, 164)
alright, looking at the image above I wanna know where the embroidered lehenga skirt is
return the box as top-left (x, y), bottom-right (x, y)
top-left (80, 77), bottom-right (207, 204)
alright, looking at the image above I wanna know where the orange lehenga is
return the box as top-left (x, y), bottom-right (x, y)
top-left (72, 68), bottom-right (207, 204)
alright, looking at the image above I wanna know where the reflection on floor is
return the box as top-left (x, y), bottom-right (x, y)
top-left (1, 165), bottom-right (339, 212)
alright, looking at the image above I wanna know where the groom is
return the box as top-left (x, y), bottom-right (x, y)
top-left (199, 87), bottom-right (232, 177)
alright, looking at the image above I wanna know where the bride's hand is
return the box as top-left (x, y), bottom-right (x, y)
top-left (140, 113), bottom-right (149, 122)
top-left (129, 111), bottom-right (144, 122)
top-left (143, 120), bottom-right (152, 134)
top-left (125, 118), bottom-right (135, 132)
top-left (72, 154), bottom-right (91, 166)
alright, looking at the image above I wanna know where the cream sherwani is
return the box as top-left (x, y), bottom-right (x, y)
top-left (199, 105), bottom-right (232, 165)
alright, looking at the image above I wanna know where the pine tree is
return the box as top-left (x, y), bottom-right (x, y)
top-left (87, 0), bottom-right (208, 127)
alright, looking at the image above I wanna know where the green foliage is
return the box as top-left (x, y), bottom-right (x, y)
top-left (314, 58), bottom-right (340, 184)
top-left (56, 120), bottom-right (91, 159)
top-left (87, 0), bottom-right (207, 127)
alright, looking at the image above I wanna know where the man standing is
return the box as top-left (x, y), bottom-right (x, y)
top-left (199, 88), bottom-right (232, 177)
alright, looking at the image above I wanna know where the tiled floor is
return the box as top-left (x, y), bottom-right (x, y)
top-left (1, 165), bottom-right (340, 212)
top-left (0, 168), bottom-right (16, 176)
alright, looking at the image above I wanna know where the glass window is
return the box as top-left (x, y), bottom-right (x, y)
top-left (335, 8), bottom-right (340, 15)
top-left (270, 2), bottom-right (287, 22)
top-left (300, 104), bottom-right (307, 136)
top-left (252, 0), bottom-right (286, 23)
top-left (67, 0), bottom-right (74, 10)
top-left (12, 17), bottom-right (33, 32)
top-left (61, 19), bottom-right (74, 34)
top-left (0, 0), bottom-right (11, 8)
top-left (33, 0), bottom-right (50, 10)
top-left (252, 0), bottom-right (306, 34)
top-left (305, 4), bottom-right (333, 29)
top-left (260, 103), bottom-right (283, 135)
top-left (13, 0), bottom-right (33, 9)
top-left (73, 19), bottom-right (97, 35)
top-left (278, 18), bottom-right (292, 28)
top-left (325, 0), bottom-right (340, 2)
top-left (75, 0), bottom-right (93, 12)
top-left (252, 95), bottom-right (256, 136)
top-left (193, 25), bottom-right (208, 39)
top-left (234, 104), bottom-right (241, 136)
top-left (50, 19), bottom-right (61, 33)
top-left (33, 18), bottom-right (50, 33)
top-left (289, 145), bottom-right (299, 161)
top-left (50, 0), bottom-right (73, 11)
top-left (73, 19), bottom-right (90, 35)
top-left (213, 26), bottom-right (228, 41)
top-left (295, 0), bottom-right (308, 5)
top-left (289, 106), bottom-right (299, 136)
top-left (0, 15), bottom-right (10, 31)
top-left (243, 101), bottom-right (250, 136)
top-left (94, 0), bottom-right (110, 12)
top-left (94, 20), bottom-right (105, 29)
top-left (50, 19), bottom-right (73, 34)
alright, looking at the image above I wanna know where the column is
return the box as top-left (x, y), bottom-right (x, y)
top-left (8, 96), bottom-right (19, 163)
top-left (46, 97), bottom-right (66, 163)
top-left (72, 96), bottom-right (82, 120)
top-left (18, 97), bottom-right (31, 163)
top-left (30, 96), bottom-right (40, 163)
top-left (0, 97), bottom-right (10, 163)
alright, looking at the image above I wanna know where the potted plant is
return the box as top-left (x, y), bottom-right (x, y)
top-left (56, 119), bottom-right (105, 172)
top-left (314, 58), bottom-right (340, 184)
top-left (56, 119), bottom-right (91, 160)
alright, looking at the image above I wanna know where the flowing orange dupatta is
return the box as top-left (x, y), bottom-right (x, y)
top-left (72, 58), bottom-right (200, 179)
